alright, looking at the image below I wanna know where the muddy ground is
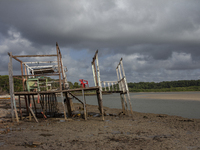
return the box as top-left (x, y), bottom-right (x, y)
top-left (0, 99), bottom-right (200, 150)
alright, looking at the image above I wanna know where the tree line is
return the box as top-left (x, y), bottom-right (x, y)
top-left (128, 80), bottom-right (200, 92)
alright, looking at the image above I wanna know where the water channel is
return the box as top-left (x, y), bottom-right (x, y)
top-left (59, 92), bottom-right (200, 119)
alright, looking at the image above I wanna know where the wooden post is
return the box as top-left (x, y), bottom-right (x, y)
top-left (112, 83), bottom-right (114, 91)
top-left (120, 93), bottom-right (126, 114)
top-left (56, 42), bottom-right (62, 91)
top-left (61, 92), bottom-right (67, 120)
top-left (24, 95), bottom-right (29, 116)
top-left (20, 62), bottom-right (25, 91)
top-left (116, 68), bottom-right (122, 91)
top-left (28, 95), bottom-right (32, 121)
top-left (103, 82), bottom-right (106, 91)
top-left (96, 89), bottom-right (104, 121)
top-left (93, 62), bottom-right (98, 86)
top-left (8, 52), bottom-right (19, 122)
top-left (65, 92), bottom-right (72, 117)
top-left (18, 95), bottom-right (23, 120)
top-left (92, 64), bottom-right (97, 86)
top-left (32, 95), bottom-right (37, 117)
top-left (82, 89), bottom-right (87, 120)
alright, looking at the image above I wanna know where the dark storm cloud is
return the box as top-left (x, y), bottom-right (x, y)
top-left (1, 0), bottom-right (200, 83)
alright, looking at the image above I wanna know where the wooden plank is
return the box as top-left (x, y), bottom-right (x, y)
top-left (23, 61), bottom-right (57, 64)
top-left (68, 92), bottom-right (83, 104)
top-left (14, 86), bottom-right (100, 95)
top-left (13, 54), bottom-right (57, 57)
top-left (13, 56), bottom-right (23, 63)
top-left (29, 65), bottom-right (56, 68)
top-left (13, 73), bottom-right (60, 77)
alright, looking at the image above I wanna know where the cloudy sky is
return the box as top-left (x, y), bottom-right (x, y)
top-left (1, 0), bottom-right (200, 86)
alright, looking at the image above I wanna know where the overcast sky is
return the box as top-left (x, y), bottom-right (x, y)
top-left (1, 0), bottom-right (200, 86)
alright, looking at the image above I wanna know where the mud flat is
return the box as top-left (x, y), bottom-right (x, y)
top-left (0, 100), bottom-right (200, 150)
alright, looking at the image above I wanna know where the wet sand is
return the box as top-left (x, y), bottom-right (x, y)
top-left (0, 95), bottom-right (200, 149)
top-left (133, 92), bottom-right (200, 101)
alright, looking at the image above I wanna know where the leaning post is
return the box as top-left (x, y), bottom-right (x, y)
top-left (120, 58), bottom-right (134, 116)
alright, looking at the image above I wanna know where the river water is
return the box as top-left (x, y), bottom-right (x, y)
top-left (60, 92), bottom-right (200, 119)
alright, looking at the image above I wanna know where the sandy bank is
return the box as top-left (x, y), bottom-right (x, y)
top-left (132, 92), bottom-right (200, 101)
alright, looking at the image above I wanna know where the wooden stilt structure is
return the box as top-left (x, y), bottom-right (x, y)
top-left (8, 43), bottom-right (132, 123)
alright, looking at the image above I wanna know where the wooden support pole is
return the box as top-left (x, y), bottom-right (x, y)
top-left (91, 64), bottom-right (97, 86)
top-left (18, 95), bottom-right (22, 120)
top-left (32, 95), bottom-right (37, 117)
top-left (56, 42), bottom-right (62, 91)
top-left (120, 59), bottom-right (134, 116)
top-left (45, 94), bottom-right (47, 115)
top-left (24, 95), bottom-right (29, 116)
top-left (93, 62), bottom-right (98, 86)
top-left (60, 92), bottom-right (67, 120)
top-left (8, 54), bottom-right (14, 121)
top-left (24, 64), bottom-right (28, 81)
top-left (8, 52), bottom-right (19, 122)
top-left (103, 82), bottom-right (106, 91)
top-left (123, 94), bottom-right (128, 114)
top-left (116, 68), bottom-right (122, 91)
top-left (82, 89), bottom-right (87, 120)
top-left (108, 83), bottom-right (110, 91)
top-left (120, 93), bottom-right (126, 114)
top-left (20, 62), bottom-right (25, 91)
top-left (65, 92), bottom-right (72, 117)
top-left (112, 83), bottom-right (114, 91)
top-left (28, 95), bottom-right (31, 121)
top-left (48, 94), bottom-right (50, 114)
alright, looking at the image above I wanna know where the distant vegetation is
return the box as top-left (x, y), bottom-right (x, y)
top-left (0, 75), bottom-right (23, 94)
top-left (1, 75), bottom-right (200, 94)
top-left (128, 80), bottom-right (200, 92)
